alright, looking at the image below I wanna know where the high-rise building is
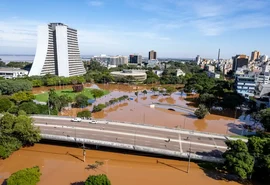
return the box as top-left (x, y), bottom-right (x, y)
top-left (251, 50), bottom-right (260, 61)
top-left (195, 55), bottom-right (201, 65)
top-left (29, 23), bottom-right (86, 77)
top-left (149, 50), bottom-right (157, 60)
top-left (129, 54), bottom-right (142, 64)
top-left (232, 55), bottom-right (249, 71)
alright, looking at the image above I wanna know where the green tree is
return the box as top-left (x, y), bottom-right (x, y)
top-left (142, 90), bottom-right (147, 96)
top-left (13, 115), bottom-right (41, 145)
top-left (32, 79), bottom-right (43, 87)
top-left (75, 94), bottom-right (89, 108)
top-left (0, 80), bottom-right (32, 95)
top-left (8, 106), bottom-right (19, 115)
top-left (194, 104), bottom-right (209, 119)
top-left (84, 174), bottom-right (111, 185)
top-left (0, 96), bottom-right (12, 113)
top-left (48, 89), bottom-right (61, 111)
top-left (19, 102), bottom-right (39, 114)
top-left (77, 110), bottom-right (91, 118)
top-left (222, 93), bottom-right (245, 109)
top-left (199, 93), bottom-right (216, 108)
top-left (92, 104), bottom-right (106, 113)
top-left (258, 108), bottom-right (270, 132)
top-left (151, 87), bottom-right (159, 95)
top-left (11, 91), bottom-right (35, 104)
top-left (91, 89), bottom-right (104, 99)
top-left (223, 140), bottom-right (254, 179)
top-left (7, 166), bottom-right (41, 185)
top-left (0, 60), bottom-right (6, 67)
top-left (247, 137), bottom-right (265, 157)
top-left (59, 94), bottom-right (72, 108)
top-left (165, 86), bottom-right (176, 95)
top-left (0, 135), bottom-right (22, 159)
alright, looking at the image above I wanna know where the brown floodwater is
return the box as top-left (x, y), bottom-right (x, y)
top-left (0, 144), bottom-right (246, 185)
top-left (33, 84), bottom-right (243, 136)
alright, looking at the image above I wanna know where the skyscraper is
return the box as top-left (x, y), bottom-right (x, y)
top-left (232, 55), bottom-right (249, 71)
top-left (29, 23), bottom-right (86, 77)
top-left (129, 54), bottom-right (142, 64)
top-left (149, 50), bottom-right (157, 60)
top-left (251, 50), bottom-right (260, 61)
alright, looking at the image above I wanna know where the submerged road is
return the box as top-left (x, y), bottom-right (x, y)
top-left (33, 116), bottom-right (228, 159)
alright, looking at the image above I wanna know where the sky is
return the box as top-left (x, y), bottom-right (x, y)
top-left (0, 0), bottom-right (270, 58)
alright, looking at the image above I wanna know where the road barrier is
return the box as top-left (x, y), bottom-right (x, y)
top-left (41, 134), bottom-right (224, 163)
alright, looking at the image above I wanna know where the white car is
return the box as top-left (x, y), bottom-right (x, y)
top-left (71, 117), bottom-right (82, 122)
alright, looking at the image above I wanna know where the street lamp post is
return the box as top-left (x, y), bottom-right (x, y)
top-left (187, 142), bottom-right (192, 173)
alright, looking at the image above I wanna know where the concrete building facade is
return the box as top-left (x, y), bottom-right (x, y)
top-left (29, 23), bottom-right (86, 77)
top-left (129, 54), bottom-right (142, 64)
top-left (149, 50), bottom-right (157, 60)
top-left (251, 50), bottom-right (260, 61)
top-left (232, 55), bottom-right (249, 71)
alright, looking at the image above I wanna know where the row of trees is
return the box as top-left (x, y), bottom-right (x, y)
top-left (0, 91), bottom-right (52, 115)
top-left (92, 95), bottom-right (129, 113)
top-left (0, 113), bottom-right (41, 159)
top-left (0, 79), bottom-right (32, 95)
top-left (223, 136), bottom-right (270, 182)
top-left (0, 60), bottom-right (31, 69)
top-left (25, 74), bottom-right (86, 87)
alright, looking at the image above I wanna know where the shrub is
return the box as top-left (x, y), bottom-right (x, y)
top-left (85, 174), bottom-right (111, 185)
top-left (194, 104), bottom-right (209, 119)
top-left (77, 110), bottom-right (91, 118)
top-left (7, 166), bottom-right (41, 185)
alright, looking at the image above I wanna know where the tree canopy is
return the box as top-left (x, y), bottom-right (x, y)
top-left (84, 174), bottom-right (111, 185)
top-left (7, 166), bottom-right (41, 185)
top-left (0, 113), bottom-right (40, 159)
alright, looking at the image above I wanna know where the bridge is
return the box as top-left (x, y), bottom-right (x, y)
top-left (32, 115), bottom-right (229, 163)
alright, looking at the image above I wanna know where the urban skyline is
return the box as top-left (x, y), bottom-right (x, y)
top-left (0, 0), bottom-right (270, 58)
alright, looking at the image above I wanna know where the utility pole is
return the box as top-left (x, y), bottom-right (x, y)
top-left (187, 142), bottom-right (192, 173)
top-left (82, 142), bottom-right (86, 162)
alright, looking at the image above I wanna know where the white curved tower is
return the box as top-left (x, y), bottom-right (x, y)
top-left (29, 23), bottom-right (86, 77)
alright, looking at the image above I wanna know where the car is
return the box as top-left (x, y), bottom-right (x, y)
top-left (71, 117), bottom-right (82, 122)
top-left (89, 120), bottom-right (97, 124)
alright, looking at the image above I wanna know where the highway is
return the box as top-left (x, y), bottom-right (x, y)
top-left (33, 116), bottom-right (228, 159)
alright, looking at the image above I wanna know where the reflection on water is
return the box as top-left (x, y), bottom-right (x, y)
top-left (32, 84), bottom-right (243, 135)
top-left (193, 118), bottom-right (208, 131)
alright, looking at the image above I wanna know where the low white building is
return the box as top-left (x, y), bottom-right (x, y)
top-left (0, 68), bottom-right (29, 79)
top-left (176, 69), bottom-right (185, 76)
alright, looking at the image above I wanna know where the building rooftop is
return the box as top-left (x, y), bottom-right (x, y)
top-left (0, 67), bottom-right (28, 72)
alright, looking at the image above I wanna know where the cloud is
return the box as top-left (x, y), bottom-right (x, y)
top-left (87, 0), bottom-right (104, 7)
top-left (129, 0), bottom-right (270, 36)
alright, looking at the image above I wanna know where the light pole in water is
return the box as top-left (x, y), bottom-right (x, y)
top-left (187, 142), bottom-right (192, 173)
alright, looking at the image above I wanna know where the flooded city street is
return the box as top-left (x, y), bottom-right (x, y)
top-left (0, 144), bottom-right (245, 185)
top-left (33, 83), bottom-right (244, 136)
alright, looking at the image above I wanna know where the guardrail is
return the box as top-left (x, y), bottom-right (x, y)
top-left (41, 134), bottom-right (224, 163)
top-left (32, 115), bottom-right (228, 138)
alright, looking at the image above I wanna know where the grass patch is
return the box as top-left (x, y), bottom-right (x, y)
top-left (35, 88), bottom-right (109, 102)
top-left (229, 135), bottom-right (249, 139)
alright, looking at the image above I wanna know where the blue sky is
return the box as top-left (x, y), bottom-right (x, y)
top-left (0, 0), bottom-right (270, 58)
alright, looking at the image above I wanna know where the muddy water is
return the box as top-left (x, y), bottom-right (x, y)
top-left (33, 84), bottom-right (243, 135)
top-left (0, 144), bottom-right (244, 185)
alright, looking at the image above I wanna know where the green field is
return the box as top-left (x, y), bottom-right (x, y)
top-left (35, 88), bottom-right (109, 102)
